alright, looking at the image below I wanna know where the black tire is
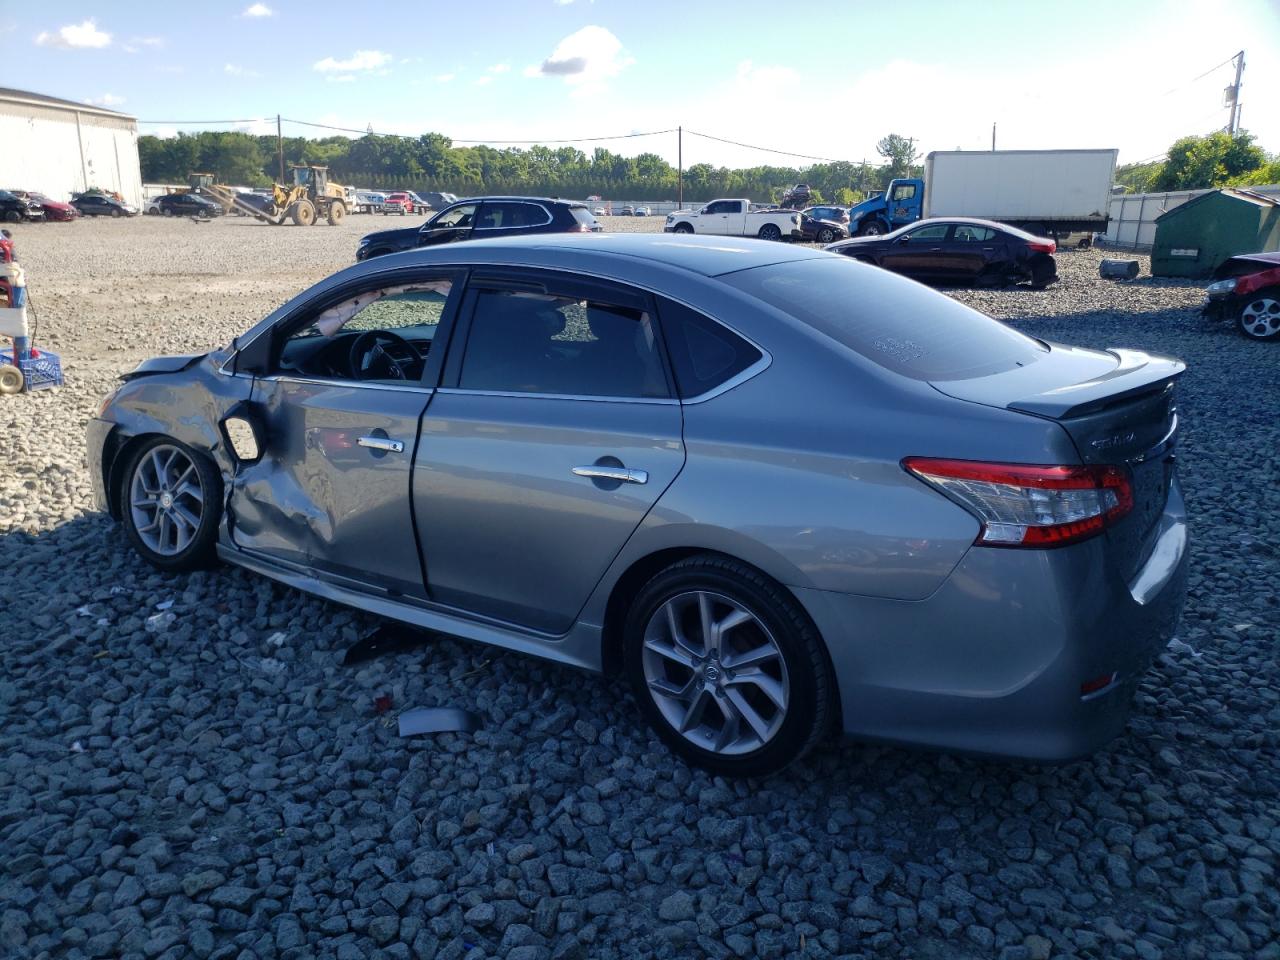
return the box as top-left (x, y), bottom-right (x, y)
top-left (118, 436), bottom-right (223, 572)
top-left (110, 208), bottom-right (122, 218)
top-left (4, 211), bottom-right (22, 223)
top-left (1029, 255), bottom-right (1057, 290)
top-left (623, 554), bottom-right (836, 778)
top-left (162, 207), bottom-right (173, 217)
top-left (672, 223), bottom-right (694, 234)
top-left (817, 227), bottom-right (836, 244)
top-left (1238, 288), bottom-right (1280, 340)
top-left (758, 223), bottom-right (783, 241)
top-left (856, 220), bottom-right (885, 237)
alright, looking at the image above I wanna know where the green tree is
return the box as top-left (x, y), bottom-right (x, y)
top-left (875, 134), bottom-right (920, 179)
top-left (833, 187), bottom-right (857, 206)
top-left (1153, 131), bottom-right (1266, 191)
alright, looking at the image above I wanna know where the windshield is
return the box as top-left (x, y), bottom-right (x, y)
top-left (722, 257), bottom-right (1046, 382)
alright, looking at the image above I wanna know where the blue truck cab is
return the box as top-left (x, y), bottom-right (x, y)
top-left (847, 178), bottom-right (924, 236)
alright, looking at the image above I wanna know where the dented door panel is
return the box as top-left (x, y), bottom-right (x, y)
top-left (228, 377), bottom-right (431, 598)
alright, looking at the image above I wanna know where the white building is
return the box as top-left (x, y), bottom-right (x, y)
top-left (0, 88), bottom-right (143, 207)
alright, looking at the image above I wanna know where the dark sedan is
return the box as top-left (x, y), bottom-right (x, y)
top-left (827, 218), bottom-right (1058, 288)
top-left (155, 193), bottom-right (222, 218)
top-left (0, 190), bottom-right (45, 223)
top-left (799, 208), bottom-right (849, 244)
top-left (356, 196), bottom-right (601, 261)
top-left (71, 194), bottom-right (138, 218)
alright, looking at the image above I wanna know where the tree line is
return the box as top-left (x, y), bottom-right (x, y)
top-left (1115, 131), bottom-right (1279, 193)
top-left (137, 130), bottom-right (926, 204)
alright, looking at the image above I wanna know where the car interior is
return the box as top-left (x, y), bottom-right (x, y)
top-left (278, 282), bottom-right (453, 383)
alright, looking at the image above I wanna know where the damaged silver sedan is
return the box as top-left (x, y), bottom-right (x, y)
top-left (89, 234), bottom-right (1188, 777)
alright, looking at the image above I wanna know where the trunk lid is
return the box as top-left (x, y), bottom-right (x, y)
top-left (932, 343), bottom-right (1184, 578)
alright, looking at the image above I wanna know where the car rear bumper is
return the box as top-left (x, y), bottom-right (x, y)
top-left (796, 478), bottom-right (1189, 761)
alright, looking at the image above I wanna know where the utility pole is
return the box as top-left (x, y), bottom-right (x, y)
top-left (992, 122), bottom-right (997, 151)
top-left (677, 126), bottom-right (683, 208)
top-left (1226, 50), bottom-right (1245, 135)
top-left (277, 114), bottom-right (285, 184)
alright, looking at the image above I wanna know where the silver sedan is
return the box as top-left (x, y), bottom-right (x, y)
top-left (88, 234), bottom-right (1189, 777)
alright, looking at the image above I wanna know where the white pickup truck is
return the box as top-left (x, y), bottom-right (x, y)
top-left (664, 199), bottom-right (803, 241)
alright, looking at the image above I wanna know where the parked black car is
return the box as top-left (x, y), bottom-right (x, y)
top-left (803, 206), bottom-right (851, 228)
top-left (71, 194), bottom-right (138, 218)
top-left (356, 197), bottom-right (601, 261)
top-left (0, 190), bottom-right (45, 223)
top-left (155, 193), bottom-right (222, 217)
top-left (418, 191), bottom-right (458, 211)
top-left (798, 209), bottom-right (849, 244)
top-left (827, 217), bottom-right (1058, 288)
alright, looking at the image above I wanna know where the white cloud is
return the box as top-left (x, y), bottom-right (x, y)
top-left (224, 63), bottom-right (260, 77)
top-left (527, 25), bottom-right (633, 90)
top-left (488, 63), bottom-right (510, 74)
top-left (435, 73), bottom-right (456, 83)
top-left (241, 3), bottom-right (273, 17)
top-left (35, 19), bottom-right (111, 49)
top-left (85, 93), bottom-right (125, 107)
top-left (327, 75), bottom-right (357, 83)
top-left (554, 0), bottom-right (592, 5)
top-left (313, 49), bottom-right (392, 73)
top-left (475, 76), bottom-right (493, 86)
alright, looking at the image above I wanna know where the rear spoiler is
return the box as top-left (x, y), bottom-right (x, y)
top-left (1007, 349), bottom-right (1185, 419)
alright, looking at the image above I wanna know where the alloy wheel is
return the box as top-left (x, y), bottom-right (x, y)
top-left (641, 590), bottom-right (790, 756)
top-left (1240, 297), bottom-right (1280, 340)
top-left (129, 444), bottom-right (205, 556)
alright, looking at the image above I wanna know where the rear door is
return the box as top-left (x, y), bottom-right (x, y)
top-left (947, 223), bottom-right (1005, 279)
top-left (722, 200), bottom-right (748, 235)
top-left (413, 271), bottom-right (685, 633)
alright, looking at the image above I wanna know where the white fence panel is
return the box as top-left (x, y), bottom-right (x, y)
top-left (1105, 184), bottom-right (1280, 249)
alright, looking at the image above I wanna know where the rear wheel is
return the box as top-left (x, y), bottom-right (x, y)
top-left (758, 223), bottom-right (783, 241)
top-left (856, 220), bottom-right (885, 237)
top-left (110, 208), bottom-right (122, 218)
top-left (1239, 289), bottom-right (1280, 340)
top-left (1029, 255), bottom-right (1058, 289)
top-left (119, 437), bottom-right (223, 571)
top-left (624, 555), bottom-right (835, 778)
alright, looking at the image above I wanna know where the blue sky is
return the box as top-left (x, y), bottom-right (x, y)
top-left (3, 0), bottom-right (1278, 170)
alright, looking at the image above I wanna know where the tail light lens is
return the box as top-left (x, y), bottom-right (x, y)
top-left (1028, 240), bottom-right (1056, 253)
top-left (902, 458), bottom-right (1133, 548)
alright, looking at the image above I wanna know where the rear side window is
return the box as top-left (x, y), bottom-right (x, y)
top-left (722, 258), bottom-right (1045, 382)
top-left (658, 299), bottom-right (762, 397)
top-left (569, 207), bottom-right (597, 228)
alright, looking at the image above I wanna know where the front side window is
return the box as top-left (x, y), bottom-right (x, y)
top-left (279, 281), bottom-right (453, 384)
top-left (458, 288), bottom-right (668, 398)
top-left (891, 184), bottom-right (917, 201)
top-left (906, 224), bottom-right (950, 241)
top-left (431, 203), bottom-right (477, 229)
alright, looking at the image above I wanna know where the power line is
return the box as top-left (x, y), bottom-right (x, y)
top-left (684, 129), bottom-right (856, 164)
top-left (280, 117), bottom-right (675, 144)
top-left (1159, 53), bottom-right (1236, 96)
top-left (138, 117), bottom-right (274, 125)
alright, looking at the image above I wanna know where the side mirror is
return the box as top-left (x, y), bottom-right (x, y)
top-left (220, 406), bottom-right (265, 464)
top-left (896, 235), bottom-right (911, 243)
top-left (0, 228), bottom-right (10, 239)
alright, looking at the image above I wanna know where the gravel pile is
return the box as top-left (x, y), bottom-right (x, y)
top-left (1, 219), bottom-right (1278, 959)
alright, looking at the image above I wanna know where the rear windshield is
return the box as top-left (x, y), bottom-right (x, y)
top-left (722, 257), bottom-right (1045, 381)
top-left (570, 207), bottom-right (597, 227)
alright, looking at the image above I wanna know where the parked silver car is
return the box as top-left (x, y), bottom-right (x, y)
top-left (88, 235), bottom-right (1189, 776)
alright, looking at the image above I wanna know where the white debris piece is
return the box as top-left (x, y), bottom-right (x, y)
top-left (1166, 638), bottom-right (1202, 659)
top-left (267, 632), bottom-right (287, 647)
top-left (155, 599), bottom-right (174, 611)
top-left (145, 611), bottom-right (177, 633)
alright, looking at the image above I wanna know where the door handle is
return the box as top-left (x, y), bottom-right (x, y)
top-left (358, 436), bottom-right (404, 453)
top-left (572, 465), bottom-right (648, 484)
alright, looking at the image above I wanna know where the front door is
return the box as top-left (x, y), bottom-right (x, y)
top-left (414, 274), bottom-right (685, 633)
top-left (881, 222), bottom-right (952, 278)
top-left (228, 275), bottom-right (460, 599)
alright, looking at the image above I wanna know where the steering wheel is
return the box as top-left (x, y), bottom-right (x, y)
top-left (348, 330), bottom-right (422, 381)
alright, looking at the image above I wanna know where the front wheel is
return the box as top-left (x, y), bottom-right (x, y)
top-left (3, 211), bottom-right (20, 224)
top-left (672, 223), bottom-right (694, 234)
top-left (110, 208), bottom-right (122, 218)
top-left (856, 220), bottom-right (884, 237)
top-left (119, 437), bottom-right (223, 571)
top-left (758, 223), bottom-right (782, 241)
top-left (624, 555), bottom-right (836, 778)
top-left (1239, 289), bottom-right (1280, 340)
top-left (817, 226), bottom-right (836, 244)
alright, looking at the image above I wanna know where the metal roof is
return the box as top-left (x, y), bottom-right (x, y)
top-left (0, 87), bottom-right (136, 121)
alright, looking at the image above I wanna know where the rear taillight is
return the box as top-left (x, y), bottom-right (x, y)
top-left (1028, 240), bottom-right (1056, 254)
top-left (902, 458), bottom-right (1132, 548)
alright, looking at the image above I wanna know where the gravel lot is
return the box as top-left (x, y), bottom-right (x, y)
top-left (2, 215), bottom-right (1278, 960)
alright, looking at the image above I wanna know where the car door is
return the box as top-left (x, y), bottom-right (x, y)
top-left (227, 270), bottom-right (463, 599)
top-left (416, 202), bottom-right (478, 247)
top-left (472, 200), bottom-right (551, 239)
top-left (697, 200), bottom-right (731, 235)
top-left (947, 224), bottom-right (1003, 279)
top-left (879, 223), bottom-right (952, 278)
top-left (413, 271), bottom-right (685, 633)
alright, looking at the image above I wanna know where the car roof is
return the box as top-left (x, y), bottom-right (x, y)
top-left (453, 196), bottom-right (587, 208)
top-left (907, 216), bottom-right (1016, 231)
top-left (361, 232), bottom-right (829, 278)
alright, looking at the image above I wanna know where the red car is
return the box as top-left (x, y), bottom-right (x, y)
top-left (10, 190), bottom-right (79, 221)
top-left (1202, 250), bottom-right (1280, 341)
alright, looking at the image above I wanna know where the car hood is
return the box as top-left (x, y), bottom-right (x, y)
top-left (826, 235), bottom-right (883, 251)
top-left (359, 226), bottom-right (422, 246)
top-left (121, 353), bottom-right (206, 381)
top-left (38, 199), bottom-right (73, 212)
top-left (1222, 251), bottom-right (1280, 270)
